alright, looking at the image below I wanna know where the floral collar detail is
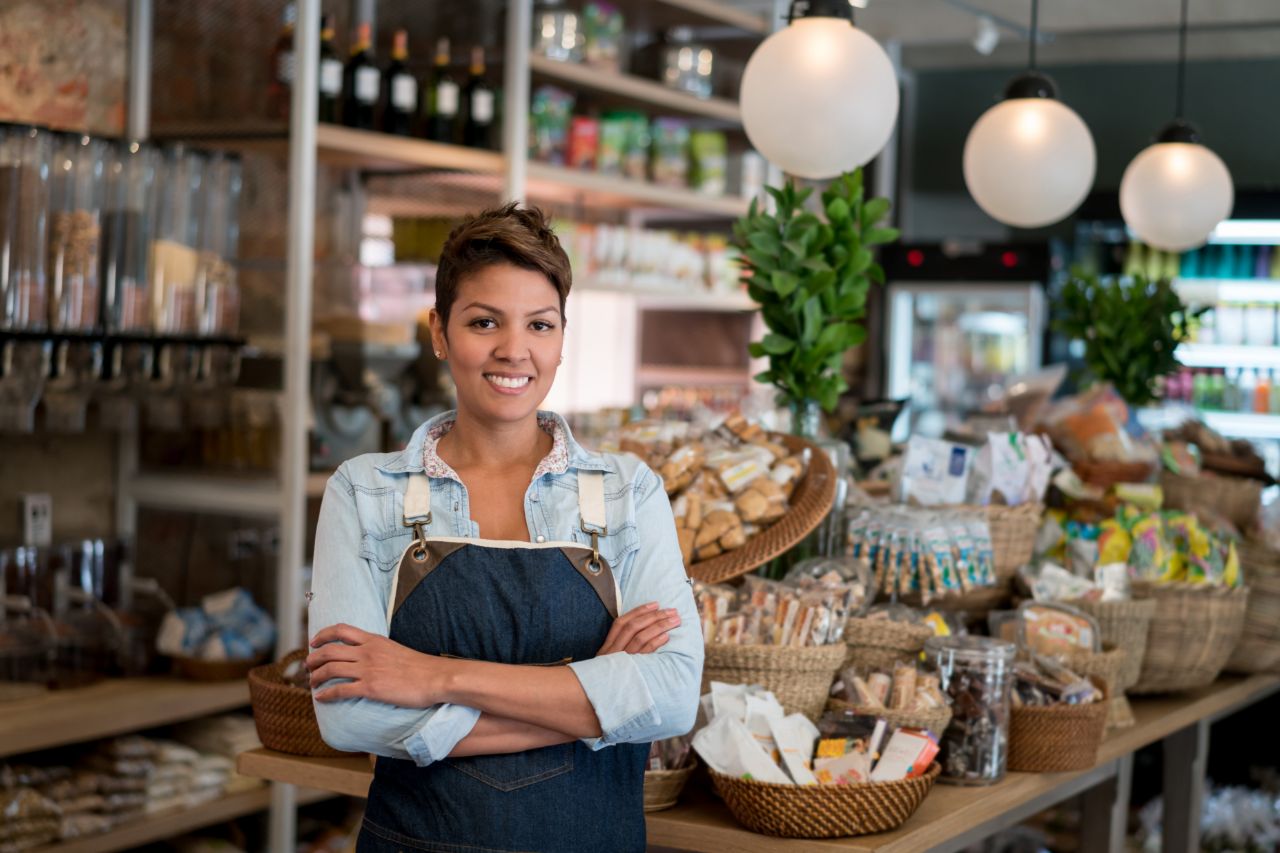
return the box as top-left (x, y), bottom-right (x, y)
top-left (421, 414), bottom-right (571, 483)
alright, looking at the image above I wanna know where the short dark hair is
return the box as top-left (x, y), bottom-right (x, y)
top-left (434, 202), bottom-right (572, 331)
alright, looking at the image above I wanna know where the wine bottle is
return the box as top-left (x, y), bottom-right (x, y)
top-left (462, 46), bottom-right (496, 149)
top-left (381, 29), bottom-right (417, 136)
top-left (318, 16), bottom-right (343, 124)
top-left (266, 3), bottom-right (296, 121)
top-left (424, 37), bottom-right (460, 143)
top-left (343, 22), bottom-right (380, 130)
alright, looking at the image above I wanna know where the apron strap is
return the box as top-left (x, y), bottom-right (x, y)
top-left (404, 473), bottom-right (432, 526)
top-left (577, 470), bottom-right (622, 617)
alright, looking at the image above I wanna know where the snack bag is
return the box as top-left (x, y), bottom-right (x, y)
top-left (1097, 519), bottom-right (1132, 566)
top-left (1127, 513), bottom-right (1173, 582)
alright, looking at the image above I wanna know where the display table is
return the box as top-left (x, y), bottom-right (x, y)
top-left (237, 674), bottom-right (1280, 853)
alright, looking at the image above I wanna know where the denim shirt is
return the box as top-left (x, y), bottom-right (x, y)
top-left (309, 410), bottom-right (704, 766)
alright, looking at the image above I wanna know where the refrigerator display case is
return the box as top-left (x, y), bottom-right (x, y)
top-left (881, 243), bottom-right (1049, 438)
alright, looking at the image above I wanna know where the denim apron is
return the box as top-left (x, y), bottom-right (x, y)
top-left (357, 470), bottom-right (648, 853)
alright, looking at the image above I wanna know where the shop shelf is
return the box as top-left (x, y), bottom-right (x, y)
top-left (635, 365), bottom-right (751, 386)
top-left (528, 55), bottom-right (742, 123)
top-left (578, 281), bottom-right (757, 312)
top-left (1172, 278), bottom-right (1280, 303)
top-left (30, 786), bottom-right (335, 853)
top-left (651, 0), bottom-right (770, 34)
top-left (161, 123), bottom-right (750, 217)
top-left (1177, 343), bottom-right (1280, 370)
top-left (525, 161), bottom-right (751, 216)
top-left (0, 678), bottom-right (250, 758)
top-left (238, 749), bottom-right (373, 799)
top-left (1203, 411), bottom-right (1280, 440)
top-left (126, 472), bottom-right (282, 517)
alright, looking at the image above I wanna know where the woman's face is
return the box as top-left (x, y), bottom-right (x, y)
top-left (430, 263), bottom-right (564, 425)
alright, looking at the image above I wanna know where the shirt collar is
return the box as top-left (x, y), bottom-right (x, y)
top-left (375, 410), bottom-right (610, 477)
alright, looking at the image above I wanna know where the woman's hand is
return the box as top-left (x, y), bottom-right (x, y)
top-left (597, 603), bottom-right (681, 656)
top-left (307, 623), bottom-right (443, 707)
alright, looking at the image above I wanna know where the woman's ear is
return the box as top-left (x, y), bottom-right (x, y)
top-left (427, 308), bottom-right (447, 360)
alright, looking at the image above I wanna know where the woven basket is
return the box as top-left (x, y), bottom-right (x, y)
top-left (986, 504), bottom-right (1043, 580)
top-left (248, 650), bottom-right (356, 758)
top-left (1061, 645), bottom-right (1129, 731)
top-left (172, 653), bottom-right (265, 682)
top-left (710, 763), bottom-right (940, 838)
top-left (702, 642), bottom-right (846, 721)
top-left (1161, 470), bottom-right (1262, 531)
top-left (689, 434), bottom-right (837, 584)
top-left (1008, 679), bottom-right (1109, 773)
top-left (1130, 583), bottom-right (1250, 694)
top-left (1067, 598), bottom-right (1156, 692)
top-left (1226, 542), bottom-right (1280, 675)
top-left (643, 759), bottom-right (697, 812)
top-left (1073, 459), bottom-right (1157, 490)
top-left (843, 617), bottom-right (933, 672)
top-left (824, 698), bottom-right (952, 737)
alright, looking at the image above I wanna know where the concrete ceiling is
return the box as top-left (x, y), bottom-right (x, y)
top-left (728, 0), bottom-right (1280, 68)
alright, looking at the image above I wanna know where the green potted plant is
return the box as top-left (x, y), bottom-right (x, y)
top-left (1054, 270), bottom-right (1200, 408)
top-left (732, 169), bottom-right (899, 437)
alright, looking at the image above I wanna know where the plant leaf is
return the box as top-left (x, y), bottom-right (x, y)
top-left (861, 197), bottom-right (890, 227)
top-left (772, 270), bottom-right (800, 297)
top-left (865, 227), bottom-right (900, 246)
top-left (761, 333), bottom-right (795, 355)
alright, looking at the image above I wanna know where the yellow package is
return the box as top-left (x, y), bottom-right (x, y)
top-left (1224, 542), bottom-right (1241, 588)
top-left (1097, 519), bottom-right (1132, 566)
top-left (1127, 513), bottom-right (1173, 582)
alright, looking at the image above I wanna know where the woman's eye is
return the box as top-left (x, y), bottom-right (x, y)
top-left (469, 318), bottom-right (496, 329)
top-left (531, 320), bottom-right (556, 332)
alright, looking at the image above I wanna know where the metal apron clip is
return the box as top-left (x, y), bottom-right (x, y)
top-left (577, 470), bottom-right (608, 575)
top-left (403, 473), bottom-right (433, 564)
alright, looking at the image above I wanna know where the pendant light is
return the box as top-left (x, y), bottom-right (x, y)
top-left (1119, 0), bottom-right (1232, 252)
top-left (739, 0), bottom-right (900, 179)
top-left (962, 0), bottom-right (1096, 228)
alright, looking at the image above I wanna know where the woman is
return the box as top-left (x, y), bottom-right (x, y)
top-left (306, 203), bottom-right (703, 853)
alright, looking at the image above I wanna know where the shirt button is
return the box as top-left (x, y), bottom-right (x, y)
top-left (535, 535), bottom-right (546, 543)
top-left (530, 493), bottom-right (540, 502)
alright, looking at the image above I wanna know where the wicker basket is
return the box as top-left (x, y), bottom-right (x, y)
top-left (987, 503), bottom-right (1043, 580)
top-left (702, 642), bottom-right (846, 721)
top-left (1008, 678), bottom-right (1109, 773)
top-left (1130, 583), bottom-right (1250, 694)
top-left (643, 759), bottom-right (697, 812)
top-left (689, 434), bottom-right (837, 584)
top-left (248, 650), bottom-right (356, 758)
top-left (172, 654), bottom-right (265, 682)
top-left (1161, 470), bottom-right (1262, 531)
top-left (1066, 598), bottom-right (1156, 695)
top-left (709, 763), bottom-right (940, 838)
top-left (1073, 459), bottom-right (1157, 490)
top-left (843, 617), bottom-right (933, 672)
top-left (1061, 645), bottom-right (1129, 730)
top-left (824, 698), bottom-right (952, 737)
top-left (1226, 542), bottom-right (1280, 675)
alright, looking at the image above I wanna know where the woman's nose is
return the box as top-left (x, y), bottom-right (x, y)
top-left (491, 328), bottom-right (530, 361)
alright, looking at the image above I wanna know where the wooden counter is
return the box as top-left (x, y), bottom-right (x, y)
top-left (236, 674), bottom-right (1280, 853)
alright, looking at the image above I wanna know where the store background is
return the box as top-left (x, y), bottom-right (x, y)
top-left (1, 0), bottom-right (1278, 850)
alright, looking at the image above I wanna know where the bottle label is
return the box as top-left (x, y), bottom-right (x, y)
top-left (437, 81), bottom-right (460, 117)
top-left (320, 59), bottom-right (342, 95)
top-left (277, 51), bottom-right (295, 85)
top-left (355, 66), bottom-right (380, 103)
top-left (392, 75), bottom-right (417, 111)
top-left (472, 89), bottom-right (495, 124)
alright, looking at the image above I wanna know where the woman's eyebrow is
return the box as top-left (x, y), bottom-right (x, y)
top-left (460, 302), bottom-right (559, 317)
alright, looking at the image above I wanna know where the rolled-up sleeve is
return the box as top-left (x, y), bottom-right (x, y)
top-left (567, 464), bottom-right (704, 748)
top-left (310, 465), bottom-right (479, 764)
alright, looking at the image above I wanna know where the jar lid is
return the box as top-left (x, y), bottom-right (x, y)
top-left (925, 634), bottom-right (1016, 663)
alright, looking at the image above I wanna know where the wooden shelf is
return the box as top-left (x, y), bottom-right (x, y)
top-left (578, 281), bottom-right (757, 312)
top-left (655, 0), bottom-right (771, 34)
top-left (529, 55), bottom-right (741, 124)
top-left (0, 678), bottom-right (250, 759)
top-left (127, 472), bottom-right (282, 517)
top-left (162, 122), bottom-right (750, 217)
top-left (636, 365), bottom-right (751, 387)
top-left (234, 676), bottom-right (1280, 853)
top-left (238, 749), bottom-right (373, 799)
top-left (31, 785), bottom-right (335, 853)
top-left (526, 162), bottom-right (750, 217)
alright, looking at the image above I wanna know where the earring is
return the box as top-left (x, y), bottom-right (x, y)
top-left (435, 351), bottom-right (445, 359)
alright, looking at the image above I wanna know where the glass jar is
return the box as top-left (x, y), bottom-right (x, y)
top-left (100, 139), bottom-right (157, 334)
top-left (926, 635), bottom-right (1016, 786)
top-left (194, 152), bottom-right (242, 337)
top-left (0, 123), bottom-right (52, 331)
top-left (532, 0), bottom-right (584, 62)
top-left (151, 145), bottom-right (205, 335)
top-left (661, 28), bottom-right (715, 100)
top-left (48, 133), bottom-right (107, 332)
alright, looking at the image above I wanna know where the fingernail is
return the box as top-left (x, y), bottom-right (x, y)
top-left (646, 603), bottom-right (659, 609)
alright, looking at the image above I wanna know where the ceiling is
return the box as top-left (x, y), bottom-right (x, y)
top-left (727, 0), bottom-right (1280, 68)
